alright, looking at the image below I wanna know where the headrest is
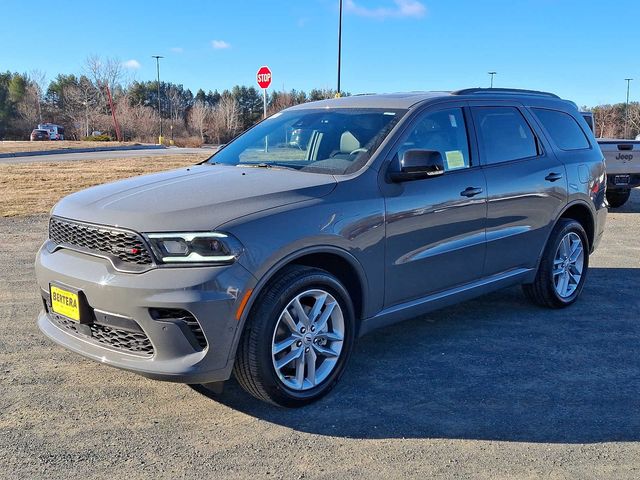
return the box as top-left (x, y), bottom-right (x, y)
top-left (340, 131), bottom-right (360, 153)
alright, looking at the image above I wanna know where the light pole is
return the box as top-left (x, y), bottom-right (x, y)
top-left (152, 55), bottom-right (164, 143)
top-left (337, 0), bottom-right (343, 97)
top-left (82, 101), bottom-right (89, 138)
top-left (488, 71), bottom-right (497, 88)
top-left (625, 78), bottom-right (633, 139)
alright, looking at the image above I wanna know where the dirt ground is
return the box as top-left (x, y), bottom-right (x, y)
top-left (0, 141), bottom-right (146, 154)
top-left (0, 154), bottom-right (210, 216)
top-left (0, 190), bottom-right (639, 479)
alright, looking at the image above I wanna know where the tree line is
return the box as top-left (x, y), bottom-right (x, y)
top-left (3, 56), bottom-right (640, 144)
top-left (588, 103), bottom-right (640, 139)
top-left (0, 56), bottom-right (339, 145)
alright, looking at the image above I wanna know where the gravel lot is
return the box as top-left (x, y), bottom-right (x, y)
top-left (1, 190), bottom-right (639, 479)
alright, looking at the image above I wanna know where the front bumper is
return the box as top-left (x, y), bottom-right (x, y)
top-left (35, 242), bottom-right (256, 383)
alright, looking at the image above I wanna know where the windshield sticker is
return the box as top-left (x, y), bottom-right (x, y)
top-left (445, 150), bottom-right (466, 169)
top-left (383, 112), bottom-right (396, 115)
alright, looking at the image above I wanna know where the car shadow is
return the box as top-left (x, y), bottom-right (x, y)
top-left (191, 267), bottom-right (640, 443)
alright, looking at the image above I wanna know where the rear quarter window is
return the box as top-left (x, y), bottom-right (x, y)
top-left (533, 108), bottom-right (590, 151)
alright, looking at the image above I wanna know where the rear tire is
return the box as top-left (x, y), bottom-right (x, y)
top-left (606, 189), bottom-right (631, 208)
top-left (234, 265), bottom-right (356, 407)
top-left (522, 219), bottom-right (589, 308)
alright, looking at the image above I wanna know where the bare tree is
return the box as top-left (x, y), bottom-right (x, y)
top-left (268, 91), bottom-right (296, 115)
top-left (28, 69), bottom-right (47, 124)
top-left (188, 100), bottom-right (210, 142)
top-left (16, 83), bottom-right (41, 130)
top-left (626, 103), bottom-right (640, 138)
top-left (117, 95), bottom-right (159, 142)
top-left (60, 83), bottom-right (90, 139)
top-left (84, 55), bottom-right (123, 105)
top-left (593, 105), bottom-right (620, 138)
top-left (167, 86), bottom-right (187, 127)
top-left (207, 95), bottom-right (240, 143)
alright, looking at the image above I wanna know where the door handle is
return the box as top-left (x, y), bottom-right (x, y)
top-left (460, 187), bottom-right (483, 197)
top-left (545, 172), bottom-right (563, 182)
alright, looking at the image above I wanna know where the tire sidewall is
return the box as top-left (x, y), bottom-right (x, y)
top-left (250, 269), bottom-right (356, 407)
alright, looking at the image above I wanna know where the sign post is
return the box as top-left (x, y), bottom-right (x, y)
top-left (257, 66), bottom-right (272, 152)
top-left (256, 66), bottom-right (272, 119)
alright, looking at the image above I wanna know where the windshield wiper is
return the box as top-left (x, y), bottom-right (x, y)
top-left (236, 163), bottom-right (299, 171)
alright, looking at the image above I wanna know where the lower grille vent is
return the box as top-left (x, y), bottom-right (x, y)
top-left (149, 308), bottom-right (207, 351)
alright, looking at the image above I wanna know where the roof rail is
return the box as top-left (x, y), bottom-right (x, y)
top-left (452, 88), bottom-right (561, 99)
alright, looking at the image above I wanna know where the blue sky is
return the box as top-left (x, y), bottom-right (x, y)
top-left (2, 0), bottom-right (639, 107)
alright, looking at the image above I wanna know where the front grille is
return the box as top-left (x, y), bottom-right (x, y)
top-left (49, 312), bottom-right (153, 357)
top-left (88, 323), bottom-right (154, 356)
top-left (43, 293), bottom-right (154, 357)
top-left (49, 217), bottom-right (153, 266)
top-left (149, 308), bottom-right (208, 351)
top-left (49, 313), bottom-right (154, 357)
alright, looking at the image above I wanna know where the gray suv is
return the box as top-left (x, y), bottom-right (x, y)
top-left (35, 88), bottom-right (607, 407)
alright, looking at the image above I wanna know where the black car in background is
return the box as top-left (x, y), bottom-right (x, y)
top-left (30, 129), bottom-right (50, 141)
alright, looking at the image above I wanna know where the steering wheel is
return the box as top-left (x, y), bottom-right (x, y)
top-left (349, 148), bottom-right (368, 156)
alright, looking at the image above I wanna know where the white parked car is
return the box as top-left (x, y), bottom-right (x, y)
top-left (38, 123), bottom-right (65, 140)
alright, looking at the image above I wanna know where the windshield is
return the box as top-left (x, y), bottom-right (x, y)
top-left (208, 108), bottom-right (405, 175)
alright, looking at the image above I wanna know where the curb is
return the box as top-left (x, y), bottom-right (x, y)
top-left (0, 144), bottom-right (166, 159)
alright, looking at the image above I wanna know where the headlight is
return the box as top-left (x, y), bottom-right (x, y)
top-left (146, 232), bottom-right (243, 265)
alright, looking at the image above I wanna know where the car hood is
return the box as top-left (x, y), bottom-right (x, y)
top-left (53, 164), bottom-right (337, 231)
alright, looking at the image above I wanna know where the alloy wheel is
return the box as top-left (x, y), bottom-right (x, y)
top-left (553, 232), bottom-right (585, 298)
top-left (271, 289), bottom-right (345, 391)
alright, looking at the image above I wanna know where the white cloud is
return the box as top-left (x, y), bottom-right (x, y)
top-left (345, 0), bottom-right (426, 19)
top-left (170, 47), bottom-right (183, 53)
top-left (211, 40), bottom-right (231, 50)
top-left (122, 59), bottom-right (141, 69)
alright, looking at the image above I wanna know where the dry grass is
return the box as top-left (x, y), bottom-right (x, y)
top-left (0, 140), bottom-right (147, 154)
top-left (0, 154), bottom-right (211, 216)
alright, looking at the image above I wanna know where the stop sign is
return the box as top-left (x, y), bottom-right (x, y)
top-left (256, 66), bottom-right (272, 89)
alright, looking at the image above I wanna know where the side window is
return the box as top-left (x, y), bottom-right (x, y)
top-left (473, 107), bottom-right (538, 165)
top-left (398, 108), bottom-right (470, 171)
top-left (533, 108), bottom-right (590, 151)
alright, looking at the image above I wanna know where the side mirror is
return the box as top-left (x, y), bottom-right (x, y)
top-left (388, 149), bottom-right (445, 182)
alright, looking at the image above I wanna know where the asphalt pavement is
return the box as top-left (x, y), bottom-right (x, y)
top-left (0, 147), bottom-right (216, 164)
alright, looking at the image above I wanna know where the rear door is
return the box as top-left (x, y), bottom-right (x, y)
top-left (381, 103), bottom-right (488, 307)
top-left (470, 103), bottom-right (568, 276)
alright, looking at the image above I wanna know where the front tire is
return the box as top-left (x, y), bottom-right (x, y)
top-left (606, 189), bottom-right (631, 208)
top-left (234, 265), bottom-right (356, 407)
top-left (523, 219), bottom-right (589, 308)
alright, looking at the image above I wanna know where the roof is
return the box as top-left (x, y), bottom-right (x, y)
top-left (288, 88), bottom-right (573, 111)
top-left (288, 92), bottom-right (451, 110)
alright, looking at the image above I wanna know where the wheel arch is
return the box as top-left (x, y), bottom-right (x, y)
top-left (531, 199), bottom-right (595, 277)
top-left (228, 246), bottom-right (369, 366)
top-left (558, 200), bottom-right (595, 252)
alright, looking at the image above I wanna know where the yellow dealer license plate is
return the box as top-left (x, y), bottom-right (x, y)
top-left (50, 285), bottom-right (81, 322)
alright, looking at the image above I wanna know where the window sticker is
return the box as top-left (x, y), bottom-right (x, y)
top-left (449, 114), bottom-right (458, 128)
top-left (445, 150), bottom-right (466, 169)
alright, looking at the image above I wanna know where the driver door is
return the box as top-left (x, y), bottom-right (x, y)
top-left (381, 104), bottom-right (488, 307)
